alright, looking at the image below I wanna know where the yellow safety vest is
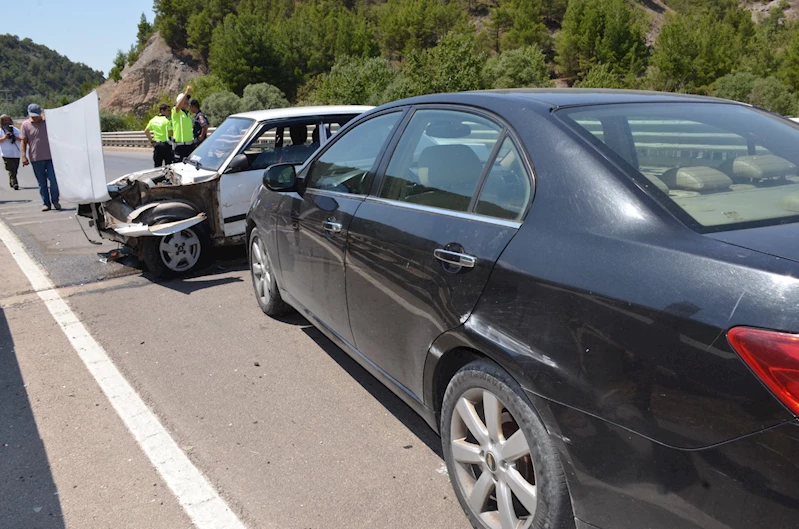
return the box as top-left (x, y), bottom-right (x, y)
top-left (146, 115), bottom-right (171, 142)
top-left (172, 107), bottom-right (194, 143)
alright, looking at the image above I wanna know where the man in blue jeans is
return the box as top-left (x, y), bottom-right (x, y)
top-left (20, 103), bottom-right (60, 211)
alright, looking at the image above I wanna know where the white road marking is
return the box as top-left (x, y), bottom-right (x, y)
top-left (12, 217), bottom-right (74, 226)
top-left (0, 217), bottom-right (247, 529)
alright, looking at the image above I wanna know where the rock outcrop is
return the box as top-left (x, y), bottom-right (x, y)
top-left (97, 33), bottom-right (203, 117)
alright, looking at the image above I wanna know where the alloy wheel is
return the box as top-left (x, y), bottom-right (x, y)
top-left (450, 388), bottom-right (537, 529)
top-left (250, 236), bottom-right (272, 304)
top-left (158, 229), bottom-right (201, 272)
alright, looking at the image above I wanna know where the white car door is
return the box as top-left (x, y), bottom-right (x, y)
top-left (219, 119), bottom-right (332, 238)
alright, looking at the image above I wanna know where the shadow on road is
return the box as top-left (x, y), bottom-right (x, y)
top-left (300, 324), bottom-right (444, 459)
top-left (0, 307), bottom-right (65, 528)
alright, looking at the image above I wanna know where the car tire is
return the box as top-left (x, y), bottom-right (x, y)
top-left (248, 227), bottom-right (290, 316)
top-left (441, 359), bottom-right (575, 529)
top-left (140, 223), bottom-right (208, 279)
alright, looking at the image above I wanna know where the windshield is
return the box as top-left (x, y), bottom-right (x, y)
top-left (188, 117), bottom-right (254, 171)
top-left (559, 103), bottom-right (799, 232)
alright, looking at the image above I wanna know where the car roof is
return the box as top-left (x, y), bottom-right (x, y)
top-left (231, 105), bottom-right (374, 121)
top-left (381, 89), bottom-right (744, 111)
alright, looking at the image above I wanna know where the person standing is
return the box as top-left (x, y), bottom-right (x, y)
top-left (172, 84), bottom-right (195, 161)
top-left (0, 114), bottom-right (21, 190)
top-left (190, 99), bottom-right (209, 147)
top-left (20, 104), bottom-right (60, 211)
top-left (145, 104), bottom-right (173, 167)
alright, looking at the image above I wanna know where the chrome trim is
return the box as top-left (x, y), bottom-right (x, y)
top-left (434, 249), bottom-right (476, 268)
top-left (364, 197), bottom-right (523, 229)
top-left (322, 221), bottom-right (342, 233)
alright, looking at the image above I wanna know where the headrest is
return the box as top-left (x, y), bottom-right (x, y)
top-left (418, 144), bottom-right (483, 192)
top-left (733, 154), bottom-right (798, 180)
top-left (662, 166), bottom-right (732, 192)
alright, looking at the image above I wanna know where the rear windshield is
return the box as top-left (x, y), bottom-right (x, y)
top-left (558, 103), bottom-right (799, 232)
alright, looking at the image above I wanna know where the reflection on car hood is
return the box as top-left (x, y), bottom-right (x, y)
top-left (108, 162), bottom-right (217, 188)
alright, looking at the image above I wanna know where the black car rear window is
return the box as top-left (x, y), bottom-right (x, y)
top-left (558, 102), bottom-right (799, 232)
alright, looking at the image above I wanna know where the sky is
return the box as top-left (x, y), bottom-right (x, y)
top-left (3, 0), bottom-right (156, 76)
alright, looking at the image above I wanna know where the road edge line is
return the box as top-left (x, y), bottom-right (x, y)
top-left (0, 217), bottom-right (247, 529)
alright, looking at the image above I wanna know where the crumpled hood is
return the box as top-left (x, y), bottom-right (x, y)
top-left (108, 162), bottom-right (217, 188)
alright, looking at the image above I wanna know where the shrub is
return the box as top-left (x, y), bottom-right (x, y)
top-left (239, 83), bottom-right (290, 112)
top-left (305, 56), bottom-right (399, 105)
top-left (483, 46), bottom-right (552, 89)
top-left (203, 91), bottom-right (242, 126)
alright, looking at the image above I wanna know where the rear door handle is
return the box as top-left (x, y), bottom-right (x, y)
top-left (434, 249), bottom-right (476, 268)
top-left (322, 221), bottom-right (342, 234)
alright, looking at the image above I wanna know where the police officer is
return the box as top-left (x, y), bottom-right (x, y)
top-left (144, 104), bottom-right (173, 167)
top-left (172, 84), bottom-right (195, 161)
top-left (190, 99), bottom-right (209, 147)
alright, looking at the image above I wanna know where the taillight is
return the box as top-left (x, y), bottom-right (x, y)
top-left (728, 326), bottom-right (799, 416)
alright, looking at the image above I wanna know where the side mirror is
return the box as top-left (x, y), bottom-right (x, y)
top-left (225, 153), bottom-right (249, 173)
top-left (263, 163), bottom-right (298, 192)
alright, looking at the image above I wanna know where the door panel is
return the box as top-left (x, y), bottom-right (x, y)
top-left (275, 111), bottom-right (404, 343)
top-left (276, 190), bottom-right (362, 343)
top-left (346, 201), bottom-right (519, 397)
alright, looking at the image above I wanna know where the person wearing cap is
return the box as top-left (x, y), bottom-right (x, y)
top-left (20, 104), bottom-right (60, 211)
top-left (0, 114), bottom-right (21, 190)
top-left (145, 103), bottom-right (173, 167)
top-left (189, 99), bottom-right (209, 146)
top-left (172, 84), bottom-right (195, 161)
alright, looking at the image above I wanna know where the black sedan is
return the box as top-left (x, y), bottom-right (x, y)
top-left (246, 90), bottom-right (799, 529)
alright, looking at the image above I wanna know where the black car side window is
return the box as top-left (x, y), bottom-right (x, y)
top-left (474, 137), bottom-right (531, 221)
top-left (306, 112), bottom-right (402, 195)
top-left (379, 110), bottom-right (502, 213)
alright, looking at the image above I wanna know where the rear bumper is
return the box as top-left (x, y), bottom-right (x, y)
top-left (530, 394), bottom-right (799, 529)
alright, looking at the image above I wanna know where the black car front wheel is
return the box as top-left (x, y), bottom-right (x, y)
top-left (249, 227), bottom-right (290, 316)
top-left (441, 359), bottom-right (575, 529)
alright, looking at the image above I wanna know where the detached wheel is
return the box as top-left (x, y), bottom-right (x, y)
top-left (441, 359), bottom-right (574, 529)
top-left (141, 225), bottom-right (208, 278)
top-left (249, 228), bottom-right (290, 316)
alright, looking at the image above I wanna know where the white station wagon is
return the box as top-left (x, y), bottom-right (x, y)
top-left (79, 106), bottom-right (371, 276)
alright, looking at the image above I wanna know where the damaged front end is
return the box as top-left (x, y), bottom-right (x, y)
top-left (77, 164), bottom-right (221, 254)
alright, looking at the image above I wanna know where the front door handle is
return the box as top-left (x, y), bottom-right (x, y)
top-left (322, 221), bottom-right (342, 234)
top-left (434, 249), bottom-right (476, 268)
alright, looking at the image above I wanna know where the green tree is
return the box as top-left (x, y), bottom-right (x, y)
top-left (190, 74), bottom-right (228, 104)
top-left (154, 0), bottom-right (201, 50)
top-left (203, 90), bottom-right (242, 126)
top-left (781, 29), bottom-right (799, 92)
top-left (649, 6), bottom-right (755, 93)
top-left (136, 13), bottom-right (153, 48)
top-left (554, 0), bottom-right (647, 83)
top-left (240, 83), bottom-right (291, 111)
top-left (376, 0), bottom-right (464, 58)
top-left (387, 31), bottom-right (486, 99)
top-left (483, 46), bottom-right (552, 89)
top-left (304, 56), bottom-right (398, 105)
top-left (575, 63), bottom-right (628, 88)
top-left (209, 13), bottom-right (289, 95)
top-left (487, 0), bottom-right (550, 53)
top-left (109, 50), bottom-right (127, 82)
top-left (187, 0), bottom-right (237, 60)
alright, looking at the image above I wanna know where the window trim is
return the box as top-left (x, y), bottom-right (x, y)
top-left (300, 108), bottom-right (409, 196)
top-left (370, 103), bottom-right (536, 222)
top-left (364, 196), bottom-right (523, 229)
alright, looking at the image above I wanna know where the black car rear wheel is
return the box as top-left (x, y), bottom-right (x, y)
top-left (249, 228), bottom-right (290, 316)
top-left (441, 359), bottom-right (575, 529)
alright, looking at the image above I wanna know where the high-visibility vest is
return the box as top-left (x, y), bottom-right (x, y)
top-left (172, 107), bottom-right (194, 143)
top-left (146, 115), bottom-right (171, 142)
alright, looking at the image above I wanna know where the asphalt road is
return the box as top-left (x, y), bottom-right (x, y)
top-left (0, 150), bottom-right (469, 528)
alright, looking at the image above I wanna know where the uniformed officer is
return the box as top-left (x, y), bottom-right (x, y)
top-left (144, 104), bottom-right (173, 167)
top-left (190, 99), bottom-right (209, 147)
top-left (172, 84), bottom-right (195, 161)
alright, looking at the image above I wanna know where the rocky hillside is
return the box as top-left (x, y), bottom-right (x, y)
top-left (97, 34), bottom-right (202, 117)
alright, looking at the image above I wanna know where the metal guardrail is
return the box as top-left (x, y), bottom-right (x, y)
top-left (102, 129), bottom-right (217, 148)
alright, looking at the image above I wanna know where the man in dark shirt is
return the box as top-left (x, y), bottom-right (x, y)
top-left (190, 99), bottom-right (209, 147)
